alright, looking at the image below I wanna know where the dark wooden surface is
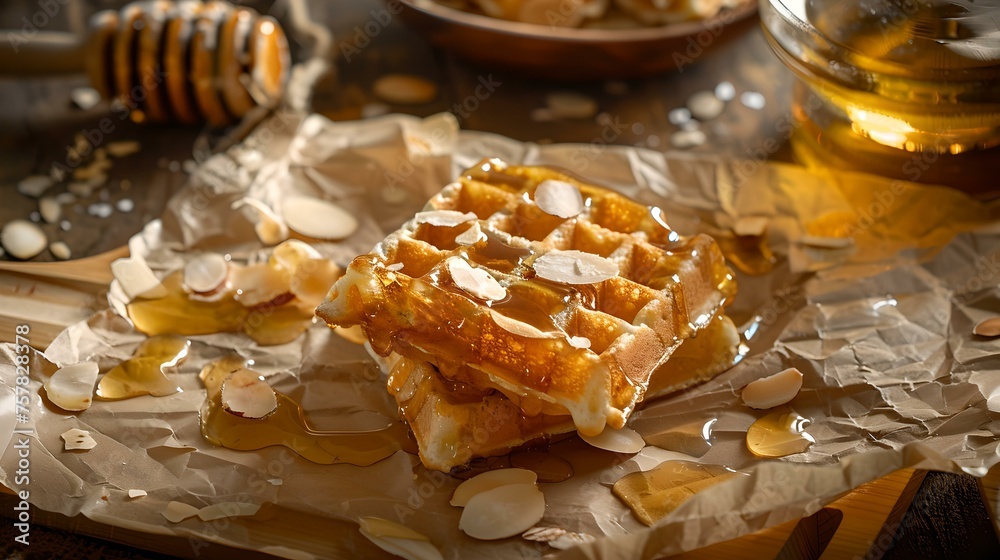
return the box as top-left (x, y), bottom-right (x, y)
top-left (0, 1), bottom-right (998, 559)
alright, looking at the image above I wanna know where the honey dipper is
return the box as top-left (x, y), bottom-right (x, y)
top-left (4, 1), bottom-right (290, 127)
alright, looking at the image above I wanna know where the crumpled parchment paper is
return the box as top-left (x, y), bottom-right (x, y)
top-left (2, 110), bottom-right (1000, 559)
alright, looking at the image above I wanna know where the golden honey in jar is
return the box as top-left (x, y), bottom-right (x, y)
top-left (762, 0), bottom-right (1000, 194)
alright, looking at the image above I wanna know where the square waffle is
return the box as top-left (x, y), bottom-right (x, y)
top-left (317, 159), bottom-right (736, 439)
top-left (388, 313), bottom-right (740, 472)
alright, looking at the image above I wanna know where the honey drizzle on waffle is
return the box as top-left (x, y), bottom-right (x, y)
top-left (319, 159), bottom-right (736, 437)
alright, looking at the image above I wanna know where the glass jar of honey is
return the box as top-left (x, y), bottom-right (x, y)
top-left (761, 0), bottom-right (1000, 195)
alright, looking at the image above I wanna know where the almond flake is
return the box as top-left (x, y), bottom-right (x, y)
top-left (49, 241), bottom-right (71, 260)
top-left (61, 428), bottom-right (97, 451)
top-left (455, 222), bottom-right (487, 245)
top-left (459, 483), bottom-right (546, 540)
top-left (733, 216), bottom-right (769, 237)
top-left (799, 235), bottom-right (853, 249)
top-left (268, 478), bottom-right (283, 486)
top-left (44, 361), bottom-right (99, 412)
top-left (183, 253), bottom-right (229, 293)
top-left (490, 311), bottom-right (558, 339)
top-left (106, 140), bottom-right (141, 158)
top-left (269, 239), bottom-right (322, 272)
top-left (741, 367), bottom-right (804, 409)
top-left (221, 368), bottom-right (278, 419)
top-left (580, 426), bottom-right (645, 454)
top-left (229, 263), bottom-right (291, 307)
top-left (111, 258), bottom-right (168, 300)
top-left (283, 195), bottom-right (358, 240)
top-left (522, 526), bottom-right (596, 550)
top-left (1, 220), bottom-right (47, 260)
top-left (162, 501), bottom-right (200, 523)
top-left (447, 258), bottom-right (506, 301)
top-left (39, 197), bottom-right (61, 223)
top-left (413, 210), bottom-right (477, 227)
top-left (451, 468), bottom-right (538, 507)
top-left (534, 250), bottom-right (618, 284)
top-left (359, 517), bottom-right (443, 560)
top-left (567, 336), bottom-right (591, 349)
top-left (127, 489), bottom-right (147, 499)
top-left (197, 502), bottom-right (261, 521)
top-left (974, 317), bottom-right (1000, 337)
top-left (232, 198), bottom-right (289, 245)
top-left (17, 175), bottom-right (55, 198)
top-left (534, 180), bottom-right (584, 219)
top-left (386, 262), bottom-right (404, 271)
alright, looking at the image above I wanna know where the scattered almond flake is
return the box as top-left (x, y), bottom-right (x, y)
top-left (668, 107), bottom-right (692, 125)
top-left (268, 478), bottom-right (283, 486)
top-left (386, 262), bottom-right (405, 272)
top-left (799, 235), bottom-right (853, 249)
top-left (670, 129), bottom-right (707, 149)
top-left (229, 263), bottom-right (290, 307)
top-left (183, 253), bottom-right (229, 293)
top-left (269, 239), bottom-right (322, 272)
top-left (580, 425), bottom-right (645, 454)
top-left (1, 220), bottom-right (47, 260)
top-left (197, 502), bottom-right (261, 521)
top-left (111, 258), bottom-right (168, 300)
top-left (43, 362), bottom-right (98, 411)
top-left (61, 428), bottom-right (97, 451)
top-left (88, 202), bottom-right (113, 218)
top-left (451, 468), bottom-right (537, 507)
top-left (60, 220), bottom-right (72, 231)
top-left (714, 81), bottom-right (736, 101)
top-left (522, 526), bottom-right (596, 550)
top-left (283, 195), bottom-right (358, 240)
top-left (373, 74), bottom-right (438, 105)
top-left (534, 250), bottom-right (618, 285)
top-left (447, 257), bottom-right (506, 301)
top-left (55, 192), bottom-right (76, 205)
top-left (459, 483), bottom-right (546, 540)
top-left (530, 107), bottom-right (555, 122)
top-left (28, 212), bottom-right (41, 222)
top-left (567, 336), bottom-right (591, 349)
top-left (162, 501), bottom-right (200, 523)
top-left (361, 102), bottom-right (390, 119)
top-left (490, 311), bottom-right (558, 339)
top-left (973, 318), bottom-right (1000, 337)
top-left (70, 86), bottom-right (101, 110)
top-left (546, 91), bottom-right (598, 120)
top-left (534, 180), bottom-right (584, 219)
top-left (73, 159), bottom-right (112, 181)
top-left (687, 90), bottom-right (725, 121)
top-left (741, 367), bottom-right (804, 409)
top-left (49, 241), bottom-right (71, 260)
top-left (740, 91), bottom-right (766, 110)
top-left (455, 222), bottom-right (487, 245)
top-left (127, 489), bottom-right (147, 499)
top-left (17, 175), bottom-right (54, 198)
top-left (221, 368), bottom-right (278, 419)
top-left (38, 197), bottom-right (61, 223)
top-left (289, 258), bottom-right (341, 305)
top-left (106, 140), bottom-right (141, 158)
top-left (231, 197), bottom-right (289, 245)
top-left (359, 517), bottom-right (444, 560)
top-left (67, 182), bottom-right (94, 198)
top-left (733, 216), bottom-right (769, 237)
top-left (413, 210), bottom-right (477, 227)
top-left (116, 198), bottom-right (135, 213)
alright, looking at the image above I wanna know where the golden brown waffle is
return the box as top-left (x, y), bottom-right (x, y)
top-left (388, 313), bottom-right (739, 472)
top-left (318, 160), bottom-right (736, 437)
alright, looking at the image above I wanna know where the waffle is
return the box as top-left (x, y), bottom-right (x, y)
top-left (319, 159), bottom-right (735, 441)
top-left (388, 312), bottom-right (739, 472)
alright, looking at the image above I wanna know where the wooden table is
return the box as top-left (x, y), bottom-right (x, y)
top-left (0, 1), bottom-right (998, 558)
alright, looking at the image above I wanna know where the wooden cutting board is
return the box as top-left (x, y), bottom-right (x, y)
top-left (1, 256), bottom-right (998, 558)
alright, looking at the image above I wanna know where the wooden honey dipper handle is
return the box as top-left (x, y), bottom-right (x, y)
top-left (0, 1), bottom-right (290, 127)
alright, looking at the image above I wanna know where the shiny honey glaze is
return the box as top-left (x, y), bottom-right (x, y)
top-left (745, 407), bottom-right (815, 458)
top-left (199, 356), bottom-right (410, 466)
top-left (612, 460), bottom-right (740, 526)
top-left (96, 335), bottom-right (190, 400)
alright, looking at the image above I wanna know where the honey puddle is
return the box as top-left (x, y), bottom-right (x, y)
top-left (199, 356), bottom-right (410, 466)
top-left (717, 231), bottom-right (776, 276)
top-left (746, 408), bottom-right (815, 458)
top-left (641, 418), bottom-right (717, 458)
top-left (96, 335), bottom-right (190, 400)
top-left (613, 461), bottom-right (740, 526)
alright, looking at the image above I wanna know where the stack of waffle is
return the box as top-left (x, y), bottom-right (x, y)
top-left (317, 160), bottom-right (738, 471)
